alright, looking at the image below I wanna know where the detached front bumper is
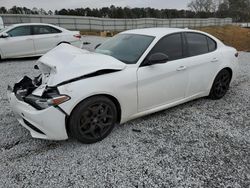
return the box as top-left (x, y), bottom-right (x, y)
top-left (7, 86), bottom-right (68, 140)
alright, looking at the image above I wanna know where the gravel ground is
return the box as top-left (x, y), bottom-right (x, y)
top-left (0, 39), bottom-right (249, 187)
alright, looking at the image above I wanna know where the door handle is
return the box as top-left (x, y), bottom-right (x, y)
top-left (176, 66), bottom-right (187, 71)
top-left (25, 38), bottom-right (33, 41)
top-left (211, 58), bottom-right (219, 63)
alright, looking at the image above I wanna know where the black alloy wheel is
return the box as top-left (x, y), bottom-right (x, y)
top-left (209, 69), bottom-right (232, 100)
top-left (69, 96), bottom-right (117, 144)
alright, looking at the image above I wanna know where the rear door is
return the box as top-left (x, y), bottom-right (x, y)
top-left (3, 25), bottom-right (35, 58)
top-left (183, 32), bottom-right (221, 97)
top-left (32, 25), bottom-right (62, 55)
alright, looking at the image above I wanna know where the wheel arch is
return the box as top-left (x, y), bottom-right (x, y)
top-left (208, 67), bottom-right (233, 95)
top-left (212, 67), bottom-right (233, 85)
top-left (65, 94), bottom-right (122, 135)
top-left (223, 67), bottom-right (233, 79)
top-left (207, 67), bottom-right (233, 95)
top-left (57, 41), bottom-right (70, 46)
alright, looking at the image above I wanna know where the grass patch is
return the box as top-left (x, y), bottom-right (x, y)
top-left (200, 25), bottom-right (250, 51)
top-left (80, 25), bottom-right (250, 51)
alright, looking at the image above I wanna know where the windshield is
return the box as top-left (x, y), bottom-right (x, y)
top-left (95, 34), bottom-right (155, 64)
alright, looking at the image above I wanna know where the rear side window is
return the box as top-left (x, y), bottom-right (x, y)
top-left (186, 33), bottom-right (209, 56)
top-left (8, 26), bottom-right (32, 37)
top-left (207, 37), bottom-right (217, 52)
top-left (150, 33), bottom-right (183, 61)
top-left (49, 26), bottom-right (62, 33)
top-left (33, 25), bottom-right (61, 35)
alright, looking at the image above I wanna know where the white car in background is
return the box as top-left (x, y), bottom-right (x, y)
top-left (8, 28), bottom-right (239, 144)
top-left (0, 23), bottom-right (82, 59)
top-left (0, 16), bottom-right (4, 30)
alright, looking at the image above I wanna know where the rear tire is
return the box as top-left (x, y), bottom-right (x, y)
top-left (69, 96), bottom-right (117, 144)
top-left (209, 69), bottom-right (232, 100)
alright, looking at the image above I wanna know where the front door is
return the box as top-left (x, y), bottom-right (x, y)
top-left (3, 26), bottom-right (35, 58)
top-left (137, 33), bottom-right (188, 112)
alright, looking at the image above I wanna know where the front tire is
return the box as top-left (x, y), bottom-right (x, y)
top-left (69, 96), bottom-right (117, 144)
top-left (209, 69), bottom-right (232, 100)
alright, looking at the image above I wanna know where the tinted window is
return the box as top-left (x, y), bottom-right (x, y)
top-left (33, 25), bottom-right (61, 35)
top-left (186, 33), bottom-right (209, 56)
top-left (8, 26), bottom-right (31, 37)
top-left (207, 37), bottom-right (216, 52)
top-left (95, 34), bottom-right (154, 64)
top-left (49, 26), bottom-right (61, 33)
top-left (150, 33), bottom-right (183, 61)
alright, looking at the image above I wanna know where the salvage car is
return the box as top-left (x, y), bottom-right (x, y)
top-left (0, 23), bottom-right (82, 59)
top-left (8, 28), bottom-right (239, 144)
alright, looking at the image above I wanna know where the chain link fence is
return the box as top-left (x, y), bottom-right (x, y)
top-left (0, 14), bottom-right (233, 31)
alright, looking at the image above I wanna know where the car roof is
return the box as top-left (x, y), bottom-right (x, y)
top-left (11, 23), bottom-right (59, 27)
top-left (122, 27), bottom-right (197, 38)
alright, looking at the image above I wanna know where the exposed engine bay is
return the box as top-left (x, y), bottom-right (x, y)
top-left (10, 75), bottom-right (66, 110)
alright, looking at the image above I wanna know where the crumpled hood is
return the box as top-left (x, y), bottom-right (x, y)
top-left (37, 43), bottom-right (126, 87)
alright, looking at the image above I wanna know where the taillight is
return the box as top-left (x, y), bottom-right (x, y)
top-left (74, 34), bottom-right (81, 39)
top-left (235, 52), bottom-right (239, 58)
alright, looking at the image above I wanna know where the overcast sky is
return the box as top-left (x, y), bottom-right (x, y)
top-left (0, 0), bottom-right (190, 11)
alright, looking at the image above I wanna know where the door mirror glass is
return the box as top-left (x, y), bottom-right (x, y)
top-left (147, 53), bottom-right (169, 65)
top-left (0, 33), bottom-right (9, 38)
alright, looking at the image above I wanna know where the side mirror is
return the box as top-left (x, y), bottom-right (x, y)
top-left (95, 43), bottom-right (101, 49)
top-left (147, 53), bottom-right (169, 65)
top-left (0, 33), bottom-right (9, 38)
top-left (34, 65), bottom-right (39, 70)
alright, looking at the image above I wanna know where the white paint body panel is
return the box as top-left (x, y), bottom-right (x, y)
top-left (0, 23), bottom-right (82, 59)
top-left (0, 17), bottom-right (4, 30)
top-left (137, 58), bottom-right (189, 112)
top-left (8, 28), bottom-right (239, 140)
top-left (1, 35), bottom-right (35, 57)
top-left (8, 92), bottom-right (68, 140)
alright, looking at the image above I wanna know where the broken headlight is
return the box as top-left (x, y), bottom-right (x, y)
top-left (24, 87), bottom-right (70, 110)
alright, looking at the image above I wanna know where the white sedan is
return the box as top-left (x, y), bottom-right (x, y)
top-left (0, 23), bottom-right (82, 59)
top-left (8, 28), bottom-right (239, 144)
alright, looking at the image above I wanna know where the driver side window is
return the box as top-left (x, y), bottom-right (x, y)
top-left (149, 33), bottom-right (183, 61)
top-left (7, 26), bottom-right (32, 37)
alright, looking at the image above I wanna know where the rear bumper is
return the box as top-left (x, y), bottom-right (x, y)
top-left (7, 88), bottom-right (68, 140)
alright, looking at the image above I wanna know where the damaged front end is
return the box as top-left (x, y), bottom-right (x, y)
top-left (8, 74), bottom-right (70, 110)
top-left (7, 72), bottom-right (70, 140)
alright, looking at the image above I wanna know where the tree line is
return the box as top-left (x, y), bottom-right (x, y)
top-left (0, 0), bottom-right (249, 22)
